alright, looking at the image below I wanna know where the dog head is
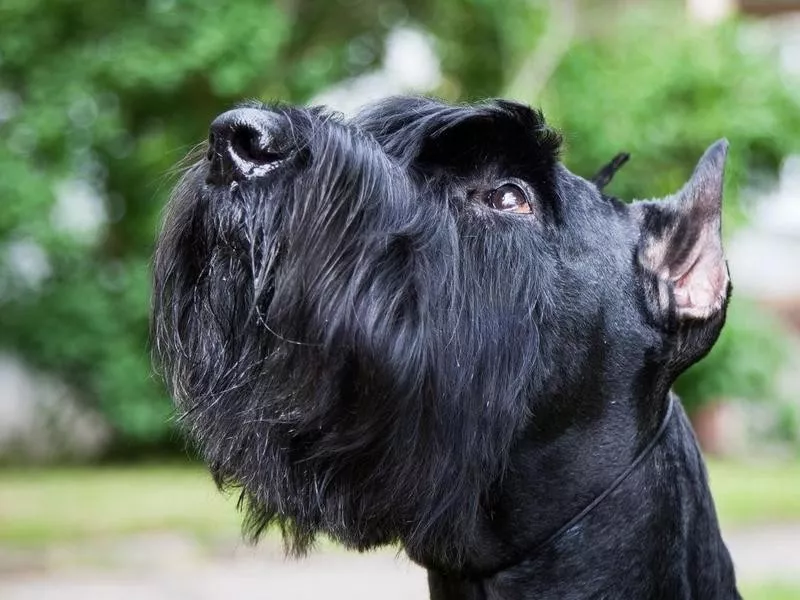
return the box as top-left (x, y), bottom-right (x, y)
top-left (153, 97), bottom-right (729, 567)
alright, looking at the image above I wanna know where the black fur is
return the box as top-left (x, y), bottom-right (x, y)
top-left (153, 97), bottom-right (740, 598)
top-left (591, 151), bottom-right (630, 190)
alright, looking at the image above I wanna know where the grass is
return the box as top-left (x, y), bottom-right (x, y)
top-left (707, 459), bottom-right (800, 528)
top-left (739, 582), bottom-right (800, 600)
top-left (0, 464), bottom-right (241, 546)
top-left (1, 459), bottom-right (799, 545)
top-left (1, 460), bottom-right (799, 598)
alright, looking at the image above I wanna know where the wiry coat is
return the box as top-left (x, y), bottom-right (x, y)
top-left (153, 97), bottom-right (740, 598)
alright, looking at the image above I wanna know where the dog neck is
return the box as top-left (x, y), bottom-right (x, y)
top-left (494, 393), bottom-right (676, 573)
top-left (422, 395), bottom-right (740, 600)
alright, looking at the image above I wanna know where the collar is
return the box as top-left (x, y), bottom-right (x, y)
top-left (484, 393), bottom-right (676, 579)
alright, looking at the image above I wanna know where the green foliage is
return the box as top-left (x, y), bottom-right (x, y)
top-left (0, 1), bottom-right (796, 453)
top-left (674, 297), bottom-right (787, 412)
top-left (542, 9), bottom-right (800, 216)
top-left (413, 0), bottom-right (550, 99)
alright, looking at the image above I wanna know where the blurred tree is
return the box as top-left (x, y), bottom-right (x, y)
top-left (0, 0), bottom-right (796, 453)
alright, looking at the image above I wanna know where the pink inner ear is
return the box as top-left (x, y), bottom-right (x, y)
top-left (638, 138), bottom-right (729, 321)
top-left (671, 230), bottom-right (729, 320)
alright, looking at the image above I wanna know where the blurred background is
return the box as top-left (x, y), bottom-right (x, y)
top-left (1, 0), bottom-right (799, 597)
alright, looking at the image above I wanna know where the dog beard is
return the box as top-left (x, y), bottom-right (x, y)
top-left (152, 100), bottom-right (561, 565)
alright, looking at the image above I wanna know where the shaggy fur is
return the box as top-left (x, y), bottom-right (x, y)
top-left (153, 97), bottom-right (740, 598)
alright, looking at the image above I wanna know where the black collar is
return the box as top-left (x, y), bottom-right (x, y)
top-left (483, 393), bottom-right (676, 579)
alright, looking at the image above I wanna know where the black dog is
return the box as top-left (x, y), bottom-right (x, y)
top-left (153, 97), bottom-right (740, 599)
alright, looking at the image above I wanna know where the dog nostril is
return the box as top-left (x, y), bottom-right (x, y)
top-left (230, 126), bottom-right (284, 166)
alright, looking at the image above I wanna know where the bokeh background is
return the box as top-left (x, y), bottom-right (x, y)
top-left (1, 0), bottom-right (799, 598)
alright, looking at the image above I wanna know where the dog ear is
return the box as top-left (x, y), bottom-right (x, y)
top-left (637, 140), bottom-right (730, 321)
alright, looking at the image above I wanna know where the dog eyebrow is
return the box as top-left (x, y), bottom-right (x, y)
top-left (489, 100), bottom-right (563, 155)
top-left (352, 98), bottom-right (563, 167)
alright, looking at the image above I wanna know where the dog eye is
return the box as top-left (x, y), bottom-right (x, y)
top-left (487, 183), bottom-right (532, 214)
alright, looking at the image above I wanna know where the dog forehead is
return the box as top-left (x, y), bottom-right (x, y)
top-left (352, 96), bottom-right (546, 131)
top-left (350, 97), bottom-right (560, 166)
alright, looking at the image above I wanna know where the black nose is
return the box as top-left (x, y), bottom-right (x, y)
top-left (206, 108), bottom-right (289, 184)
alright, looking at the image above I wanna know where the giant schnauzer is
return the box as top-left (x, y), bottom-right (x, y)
top-left (153, 97), bottom-right (740, 599)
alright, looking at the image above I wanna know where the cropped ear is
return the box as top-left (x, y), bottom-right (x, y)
top-left (637, 140), bottom-right (730, 321)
